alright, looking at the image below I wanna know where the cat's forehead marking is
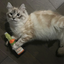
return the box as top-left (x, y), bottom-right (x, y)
top-left (12, 8), bottom-right (18, 14)
top-left (13, 9), bottom-right (16, 13)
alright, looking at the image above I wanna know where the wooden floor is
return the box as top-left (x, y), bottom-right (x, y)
top-left (0, 0), bottom-right (64, 64)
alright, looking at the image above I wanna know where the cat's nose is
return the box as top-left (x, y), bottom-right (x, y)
top-left (13, 18), bottom-right (15, 20)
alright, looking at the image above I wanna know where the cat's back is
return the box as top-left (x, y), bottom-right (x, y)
top-left (30, 10), bottom-right (61, 27)
top-left (33, 10), bottom-right (56, 15)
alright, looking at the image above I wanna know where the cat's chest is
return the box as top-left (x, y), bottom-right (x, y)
top-left (11, 26), bottom-right (23, 37)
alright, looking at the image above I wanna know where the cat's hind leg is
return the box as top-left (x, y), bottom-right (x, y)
top-left (58, 39), bottom-right (64, 55)
top-left (58, 47), bottom-right (64, 55)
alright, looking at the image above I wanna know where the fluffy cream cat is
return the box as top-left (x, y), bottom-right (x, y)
top-left (6, 2), bottom-right (64, 55)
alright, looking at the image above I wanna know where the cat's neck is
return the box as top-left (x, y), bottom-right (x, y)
top-left (10, 15), bottom-right (29, 29)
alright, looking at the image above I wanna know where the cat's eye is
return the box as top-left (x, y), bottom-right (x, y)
top-left (9, 13), bottom-right (12, 15)
top-left (18, 15), bottom-right (23, 18)
top-left (17, 13), bottom-right (20, 16)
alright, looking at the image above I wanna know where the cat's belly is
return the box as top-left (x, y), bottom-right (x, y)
top-left (34, 27), bottom-right (58, 40)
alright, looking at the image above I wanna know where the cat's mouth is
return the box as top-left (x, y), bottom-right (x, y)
top-left (11, 20), bottom-right (18, 22)
top-left (12, 19), bottom-right (16, 21)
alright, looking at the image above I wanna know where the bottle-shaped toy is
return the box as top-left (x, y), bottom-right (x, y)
top-left (5, 32), bottom-right (24, 55)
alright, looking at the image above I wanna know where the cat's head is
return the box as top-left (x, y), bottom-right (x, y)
top-left (6, 2), bottom-right (29, 24)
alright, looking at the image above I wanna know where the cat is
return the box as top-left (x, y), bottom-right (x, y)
top-left (6, 2), bottom-right (64, 55)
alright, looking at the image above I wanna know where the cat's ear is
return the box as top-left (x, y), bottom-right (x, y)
top-left (19, 4), bottom-right (26, 11)
top-left (7, 2), bottom-right (13, 11)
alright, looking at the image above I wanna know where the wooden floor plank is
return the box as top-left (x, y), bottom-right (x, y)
top-left (57, 3), bottom-right (64, 15)
top-left (14, 51), bottom-right (41, 64)
top-left (36, 42), bottom-right (64, 64)
top-left (1, 57), bottom-right (18, 64)
top-left (25, 40), bottom-right (64, 64)
top-left (26, 0), bottom-right (55, 10)
top-left (0, 50), bottom-right (7, 63)
top-left (49, 0), bottom-right (64, 9)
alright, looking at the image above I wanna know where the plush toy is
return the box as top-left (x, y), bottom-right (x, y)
top-left (5, 32), bottom-right (24, 55)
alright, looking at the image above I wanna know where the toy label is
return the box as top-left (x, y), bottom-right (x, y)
top-left (15, 47), bottom-right (24, 54)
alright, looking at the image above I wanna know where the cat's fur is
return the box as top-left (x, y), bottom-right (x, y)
top-left (6, 2), bottom-right (64, 55)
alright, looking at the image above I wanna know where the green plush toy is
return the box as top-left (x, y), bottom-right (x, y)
top-left (5, 32), bottom-right (24, 55)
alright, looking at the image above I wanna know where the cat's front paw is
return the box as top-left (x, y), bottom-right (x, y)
top-left (12, 44), bottom-right (19, 50)
top-left (12, 36), bottom-right (17, 39)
